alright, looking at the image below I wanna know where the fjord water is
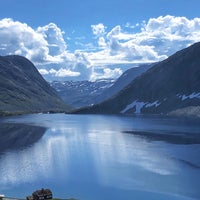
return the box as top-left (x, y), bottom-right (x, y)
top-left (0, 114), bottom-right (200, 200)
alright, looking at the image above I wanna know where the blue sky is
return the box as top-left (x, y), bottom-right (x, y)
top-left (0, 0), bottom-right (200, 81)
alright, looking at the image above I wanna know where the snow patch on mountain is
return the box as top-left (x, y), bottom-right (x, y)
top-left (121, 101), bottom-right (145, 114)
top-left (145, 101), bottom-right (161, 108)
top-left (177, 92), bottom-right (200, 101)
top-left (121, 100), bottom-right (161, 114)
top-left (50, 79), bottom-right (115, 108)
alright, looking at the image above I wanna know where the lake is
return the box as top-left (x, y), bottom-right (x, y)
top-left (0, 114), bottom-right (200, 200)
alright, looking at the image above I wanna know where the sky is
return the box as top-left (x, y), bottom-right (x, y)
top-left (1, 0), bottom-right (200, 81)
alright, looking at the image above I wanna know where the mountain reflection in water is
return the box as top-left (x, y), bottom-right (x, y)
top-left (0, 114), bottom-right (200, 200)
top-left (0, 123), bottom-right (46, 153)
top-left (123, 130), bottom-right (200, 144)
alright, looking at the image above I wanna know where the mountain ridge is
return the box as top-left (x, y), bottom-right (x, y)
top-left (51, 64), bottom-right (153, 108)
top-left (74, 42), bottom-right (200, 117)
top-left (0, 55), bottom-right (69, 115)
top-left (93, 63), bottom-right (154, 105)
top-left (50, 79), bottom-right (115, 108)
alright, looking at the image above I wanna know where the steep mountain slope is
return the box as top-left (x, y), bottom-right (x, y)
top-left (51, 64), bottom-right (153, 108)
top-left (0, 55), bottom-right (69, 115)
top-left (75, 42), bottom-right (200, 115)
top-left (93, 63), bottom-right (154, 104)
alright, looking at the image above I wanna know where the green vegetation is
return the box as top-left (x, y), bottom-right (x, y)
top-left (0, 55), bottom-right (70, 116)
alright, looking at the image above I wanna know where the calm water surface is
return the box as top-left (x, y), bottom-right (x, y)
top-left (0, 114), bottom-right (200, 200)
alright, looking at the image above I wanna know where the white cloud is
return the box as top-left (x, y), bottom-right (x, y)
top-left (38, 68), bottom-right (49, 75)
top-left (1, 16), bottom-right (200, 81)
top-left (51, 68), bottom-right (80, 77)
top-left (139, 15), bottom-right (200, 55)
top-left (103, 68), bottom-right (122, 78)
top-left (0, 18), bottom-right (49, 63)
top-left (89, 16), bottom-right (200, 66)
top-left (98, 37), bottom-right (107, 47)
top-left (91, 23), bottom-right (106, 37)
top-left (90, 67), bottom-right (123, 81)
top-left (39, 68), bottom-right (80, 77)
top-left (38, 51), bottom-right (92, 80)
top-left (125, 22), bottom-right (136, 29)
top-left (91, 23), bottom-right (107, 50)
top-left (0, 18), bottom-right (93, 80)
top-left (37, 23), bottom-right (67, 56)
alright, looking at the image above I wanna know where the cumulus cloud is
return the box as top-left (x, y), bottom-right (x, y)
top-left (1, 16), bottom-right (200, 81)
top-left (45, 68), bottom-right (80, 77)
top-left (0, 18), bottom-right (92, 80)
top-left (38, 51), bottom-right (92, 80)
top-left (91, 23), bottom-right (106, 37)
top-left (90, 67), bottom-right (122, 81)
top-left (139, 15), bottom-right (200, 55)
top-left (91, 23), bottom-right (107, 49)
top-left (90, 15), bottom-right (200, 65)
top-left (0, 18), bottom-right (49, 63)
top-left (98, 37), bottom-right (107, 47)
top-left (37, 23), bottom-right (67, 57)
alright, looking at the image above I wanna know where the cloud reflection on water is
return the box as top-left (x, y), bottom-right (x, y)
top-left (0, 114), bottom-right (199, 199)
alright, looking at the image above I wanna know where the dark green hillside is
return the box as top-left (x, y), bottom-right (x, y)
top-left (75, 42), bottom-right (200, 116)
top-left (0, 55), bottom-right (69, 115)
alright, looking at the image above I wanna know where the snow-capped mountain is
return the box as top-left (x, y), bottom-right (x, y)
top-left (75, 42), bottom-right (200, 117)
top-left (50, 79), bottom-right (115, 108)
top-left (93, 63), bottom-right (154, 104)
top-left (51, 63), bottom-right (154, 108)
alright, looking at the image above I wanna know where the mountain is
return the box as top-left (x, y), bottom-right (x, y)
top-left (50, 79), bottom-right (115, 108)
top-left (93, 63), bottom-right (154, 104)
top-left (51, 64), bottom-right (153, 108)
top-left (0, 55), bottom-right (69, 115)
top-left (75, 42), bottom-right (200, 116)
